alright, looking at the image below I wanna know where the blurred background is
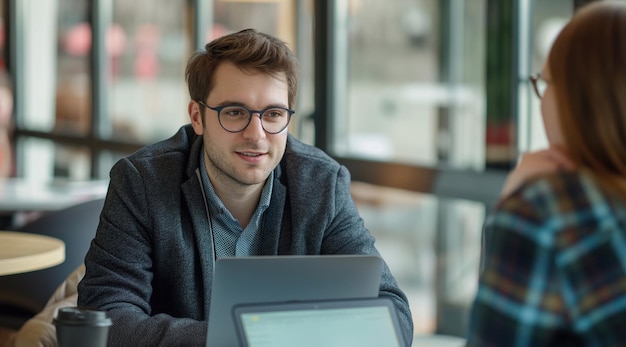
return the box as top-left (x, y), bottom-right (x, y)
top-left (0, 0), bottom-right (599, 338)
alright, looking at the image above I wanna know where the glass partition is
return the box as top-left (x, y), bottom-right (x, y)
top-left (517, 0), bottom-right (572, 152)
top-left (13, 0), bottom-right (313, 180)
top-left (105, 0), bottom-right (191, 143)
top-left (0, 0), bottom-right (11, 180)
top-left (328, 1), bottom-right (489, 337)
top-left (327, 0), bottom-right (579, 338)
top-left (0, 0), bottom-right (6, 69)
top-left (55, 0), bottom-right (91, 137)
top-left (334, 0), bottom-right (486, 170)
top-left (352, 182), bottom-right (484, 334)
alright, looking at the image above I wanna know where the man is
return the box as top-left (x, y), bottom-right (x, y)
top-left (78, 28), bottom-right (413, 346)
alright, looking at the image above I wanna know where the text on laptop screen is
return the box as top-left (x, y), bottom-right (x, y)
top-left (239, 306), bottom-right (402, 347)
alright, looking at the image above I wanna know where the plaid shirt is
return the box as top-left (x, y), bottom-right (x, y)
top-left (467, 171), bottom-right (626, 347)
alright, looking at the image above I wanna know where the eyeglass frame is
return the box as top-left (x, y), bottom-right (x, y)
top-left (529, 73), bottom-right (549, 99)
top-left (196, 100), bottom-right (295, 134)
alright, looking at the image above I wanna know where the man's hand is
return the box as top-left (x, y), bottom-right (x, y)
top-left (500, 146), bottom-right (575, 198)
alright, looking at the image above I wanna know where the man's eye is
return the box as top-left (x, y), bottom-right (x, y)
top-left (223, 107), bottom-right (247, 117)
top-left (264, 110), bottom-right (284, 118)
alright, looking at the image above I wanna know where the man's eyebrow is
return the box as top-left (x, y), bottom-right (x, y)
top-left (213, 100), bottom-right (289, 109)
top-left (212, 100), bottom-right (245, 107)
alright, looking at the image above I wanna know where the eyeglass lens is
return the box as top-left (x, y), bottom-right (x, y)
top-left (218, 106), bottom-right (290, 133)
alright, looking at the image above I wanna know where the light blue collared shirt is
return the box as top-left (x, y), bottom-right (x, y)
top-left (199, 151), bottom-right (273, 258)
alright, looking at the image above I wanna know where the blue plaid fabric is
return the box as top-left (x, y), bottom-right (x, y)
top-left (467, 171), bottom-right (626, 347)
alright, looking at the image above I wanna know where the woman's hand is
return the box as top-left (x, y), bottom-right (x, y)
top-left (500, 146), bottom-right (575, 198)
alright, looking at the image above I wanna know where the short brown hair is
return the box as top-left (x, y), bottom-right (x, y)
top-left (548, 1), bottom-right (626, 190)
top-left (185, 29), bottom-right (299, 109)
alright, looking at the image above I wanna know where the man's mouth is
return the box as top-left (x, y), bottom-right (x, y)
top-left (239, 152), bottom-right (262, 157)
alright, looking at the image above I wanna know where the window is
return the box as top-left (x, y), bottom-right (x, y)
top-left (327, 0), bottom-right (490, 335)
top-left (335, 0), bottom-right (485, 170)
top-left (7, 0), bottom-right (583, 339)
top-left (12, 0), bottom-right (313, 180)
top-left (518, 0), bottom-right (572, 152)
top-left (320, 0), bottom-right (579, 337)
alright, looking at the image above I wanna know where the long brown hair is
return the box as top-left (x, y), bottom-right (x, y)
top-left (548, 1), bottom-right (626, 195)
top-left (185, 28), bottom-right (300, 110)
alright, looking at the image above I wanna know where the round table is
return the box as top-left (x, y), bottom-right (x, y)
top-left (0, 231), bottom-right (65, 276)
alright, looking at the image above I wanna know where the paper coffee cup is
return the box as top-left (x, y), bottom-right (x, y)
top-left (54, 307), bottom-right (112, 347)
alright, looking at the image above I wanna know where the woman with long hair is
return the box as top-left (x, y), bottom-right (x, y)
top-left (467, 1), bottom-right (626, 345)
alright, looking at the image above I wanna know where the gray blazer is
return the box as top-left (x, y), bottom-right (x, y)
top-left (78, 125), bottom-right (413, 346)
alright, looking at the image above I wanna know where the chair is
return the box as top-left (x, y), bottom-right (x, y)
top-left (0, 198), bottom-right (105, 330)
top-left (5, 265), bottom-right (86, 347)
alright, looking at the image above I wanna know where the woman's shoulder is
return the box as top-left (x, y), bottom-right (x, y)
top-left (496, 170), bottom-right (626, 231)
top-left (505, 170), bottom-right (606, 205)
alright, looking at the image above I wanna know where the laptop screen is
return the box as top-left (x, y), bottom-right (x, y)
top-left (232, 298), bottom-right (405, 347)
top-left (207, 255), bottom-right (383, 347)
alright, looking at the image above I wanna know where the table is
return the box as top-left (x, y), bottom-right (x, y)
top-left (0, 178), bottom-right (109, 213)
top-left (0, 231), bottom-right (65, 276)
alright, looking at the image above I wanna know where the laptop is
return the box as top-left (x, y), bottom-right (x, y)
top-left (232, 297), bottom-right (406, 347)
top-left (205, 255), bottom-right (383, 347)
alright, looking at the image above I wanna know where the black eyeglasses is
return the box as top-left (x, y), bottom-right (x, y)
top-left (197, 100), bottom-right (295, 134)
top-left (529, 73), bottom-right (549, 99)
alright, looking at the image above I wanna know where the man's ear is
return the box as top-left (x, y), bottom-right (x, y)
top-left (189, 100), bottom-right (204, 135)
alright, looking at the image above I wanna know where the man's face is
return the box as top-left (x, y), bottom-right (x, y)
top-left (189, 62), bottom-right (289, 190)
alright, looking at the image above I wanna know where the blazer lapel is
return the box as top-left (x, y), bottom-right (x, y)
top-left (260, 167), bottom-right (288, 255)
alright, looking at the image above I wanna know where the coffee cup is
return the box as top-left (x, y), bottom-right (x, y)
top-left (54, 307), bottom-right (112, 347)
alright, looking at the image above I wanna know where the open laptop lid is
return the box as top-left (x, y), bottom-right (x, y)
top-left (206, 255), bottom-right (383, 347)
top-left (232, 297), bottom-right (406, 347)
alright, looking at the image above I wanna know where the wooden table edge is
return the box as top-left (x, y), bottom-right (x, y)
top-left (0, 231), bottom-right (66, 276)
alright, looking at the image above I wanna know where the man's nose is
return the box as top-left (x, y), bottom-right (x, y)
top-left (242, 112), bottom-right (266, 139)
